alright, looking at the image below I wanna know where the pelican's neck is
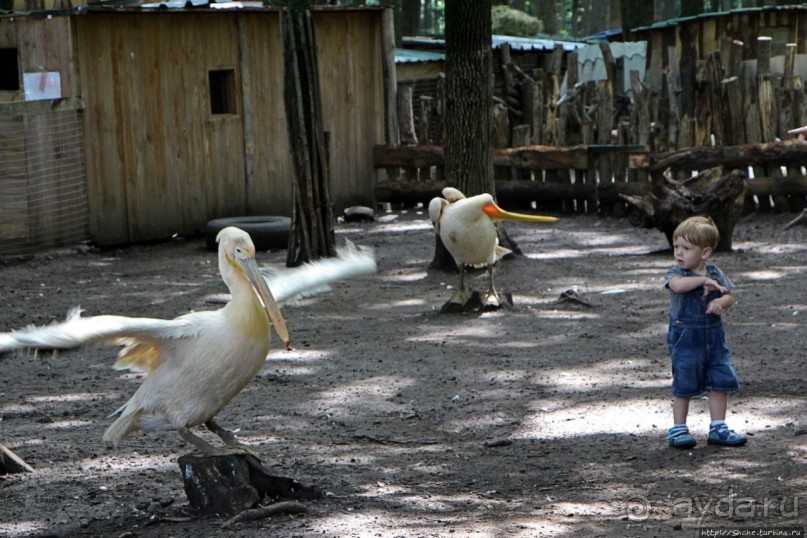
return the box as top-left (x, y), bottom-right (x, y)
top-left (222, 266), bottom-right (271, 340)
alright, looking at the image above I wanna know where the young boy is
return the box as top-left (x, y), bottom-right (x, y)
top-left (664, 216), bottom-right (747, 448)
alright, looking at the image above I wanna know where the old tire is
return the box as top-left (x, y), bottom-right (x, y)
top-left (206, 216), bottom-right (291, 251)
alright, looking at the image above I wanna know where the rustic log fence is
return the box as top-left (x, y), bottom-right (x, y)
top-left (376, 39), bottom-right (807, 217)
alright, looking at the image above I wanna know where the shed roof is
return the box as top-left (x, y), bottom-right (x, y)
top-left (403, 34), bottom-right (588, 54)
top-left (395, 48), bottom-right (444, 64)
top-left (633, 5), bottom-right (807, 34)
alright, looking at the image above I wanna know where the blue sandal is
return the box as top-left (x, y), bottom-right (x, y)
top-left (708, 425), bottom-right (747, 446)
top-left (667, 426), bottom-right (697, 449)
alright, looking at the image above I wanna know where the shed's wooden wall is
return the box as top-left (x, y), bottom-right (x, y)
top-left (316, 10), bottom-right (385, 211)
top-left (73, 9), bottom-right (385, 245)
top-left (238, 15), bottom-right (293, 218)
top-left (76, 13), bottom-right (247, 244)
top-left (0, 15), bottom-right (78, 102)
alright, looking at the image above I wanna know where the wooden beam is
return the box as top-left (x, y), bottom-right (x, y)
top-left (373, 144), bottom-right (647, 171)
top-left (631, 141), bottom-right (807, 173)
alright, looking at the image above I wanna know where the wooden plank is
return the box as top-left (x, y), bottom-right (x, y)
top-left (314, 10), bottom-right (385, 212)
top-left (240, 13), bottom-right (293, 218)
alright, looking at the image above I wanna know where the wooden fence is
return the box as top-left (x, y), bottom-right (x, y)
top-left (375, 40), bottom-right (807, 217)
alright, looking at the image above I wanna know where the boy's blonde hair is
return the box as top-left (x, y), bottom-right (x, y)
top-left (672, 216), bottom-right (720, 249)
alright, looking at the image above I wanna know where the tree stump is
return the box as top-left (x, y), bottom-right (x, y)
top-left (178, 452), bottom-right (321, 518)
top-left (621, 167), bottom-right (747, 251)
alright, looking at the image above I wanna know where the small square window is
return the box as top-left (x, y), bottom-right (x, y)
top-left (209, 69), bottom-right (237, 115)
top-left (0, 48), bottom-right (20, 91)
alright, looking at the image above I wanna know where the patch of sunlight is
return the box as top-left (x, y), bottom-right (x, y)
top-left (304, 376), bottom-right (417, 417)
top-left (534, 310), bottom-right (601, 320)
top-left (526, 244), bottom-right (654, 260)
top-left (9, 438), bottom-right (45, 447)
top-left (81, 453), bottom-right (174, 473)
top-left (733, 241), bottom-right (807, 255)
top-left (375, 219), bottom-right (433, 233)
top-left (0, 522), bottom-right (49, 536)
top-left (515, 398), bottom-right (664, 439)
top-left (551, 501), bottom-right (621, 518)
top-left (532, 358), bottom-right (669, 391)
top-left (447, 410), bottom-right (514, 432)
top-left (387, 298), bottom-right (429, 307)
top-left (379, 270), bottom-right (429, 283)
top-left (27, 392), bottom-right (114, 404)
top-left (413, 324), bottom-right (504, 342)
top-left (260, 365), bottom-right (316, 377)
top-left (44, 419), bottom-right (94, 430)
top-left (739, 270), bottom-right (785, 280)
top-left (266, 348), bottom-right (332, 362)
top-left (0, 403), bottom-right (36, 415)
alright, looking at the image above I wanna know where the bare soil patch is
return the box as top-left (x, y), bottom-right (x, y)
top-left (0, 211), bottom-right (805, 537)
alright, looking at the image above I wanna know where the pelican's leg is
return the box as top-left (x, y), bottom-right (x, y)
top-left (449, 265), bottom-right (472, 305)
top-left (177, 427), bottom-right (217, 455)
top-left (483, 265), bottom-right (502, 308)
top-left (458, 264), bottom-right (467, 292)
top-left (205, 417), bottom-right (240, 445)
top-left (205, 418), bottom-right (261, 459)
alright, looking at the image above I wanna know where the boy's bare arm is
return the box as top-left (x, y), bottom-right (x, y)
top-left (706, 292), bottom-right (733, 315)
top-left (668, 276), bottom-right (729, 295)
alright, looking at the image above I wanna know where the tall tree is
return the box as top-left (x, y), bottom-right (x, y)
top-left (620, 0), bottom-right (654, 40)
top-left (431, 0), bottom-right (493, 271)
top-left (537, 0), bottom-right (559, 35)
top-left (444, 0), bottom-right (494, 197)
top-left (681, 0), bottom-right (702, 17)
top-left (397, 0), bottom-right (420, 41)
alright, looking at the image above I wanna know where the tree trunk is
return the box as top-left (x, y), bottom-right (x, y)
top-left (397, 0), bottom-right (420, 41)
top-left (433, 0), bottom-right (493, 271)
top-left (621, 0), bottom-right (654, 40)
top-left (681, 0), bottom-right (702, 17)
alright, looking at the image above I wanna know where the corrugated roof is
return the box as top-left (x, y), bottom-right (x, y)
top-left (492, 34), bottom-right (587, 52)
top-left (403, 34), bottom-right (588, 54)
top-left (395, 48), bottom-right (444, 64)
top-left (633, 5), bottom-right (807, 33)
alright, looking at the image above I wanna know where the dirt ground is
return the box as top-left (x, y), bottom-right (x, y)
top-left (0, 210), bottom-right (805, 537)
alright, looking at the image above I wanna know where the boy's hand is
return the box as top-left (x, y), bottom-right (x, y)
top-left (702, 278), bottom-right (728, 297)
top-left (706, 300), bottom-right (725, 315)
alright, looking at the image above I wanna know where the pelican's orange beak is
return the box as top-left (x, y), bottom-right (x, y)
top-left (482, 202), bottom-right (558, 223)
top-left (237, 255), bottom-right (291, 351)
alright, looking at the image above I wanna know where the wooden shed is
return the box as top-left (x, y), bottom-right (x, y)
top-left (0, 5), bottom-right (391, 252)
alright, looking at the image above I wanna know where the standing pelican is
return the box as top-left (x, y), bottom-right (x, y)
top-left (0, 227), bottom-right (376, 454)
top-left (429, 187), bottom-right (557, 305)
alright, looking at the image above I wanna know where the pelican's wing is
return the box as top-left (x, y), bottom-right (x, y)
top-left (264, 240), bottom-right (377, 305)
top-left (0, 308), bottom-right (199, 352)
top-left (442, 187), bottom-right (466, 203)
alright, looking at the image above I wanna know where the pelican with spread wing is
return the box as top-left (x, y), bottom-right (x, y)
top-left (0, 227), bottom-right (376, 454)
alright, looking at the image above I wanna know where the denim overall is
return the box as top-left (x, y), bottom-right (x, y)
top-left (666, 265), bottom-right (739, 398)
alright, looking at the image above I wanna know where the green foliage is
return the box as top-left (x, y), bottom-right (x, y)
top-left (491, 5), bottom-right (543, 37)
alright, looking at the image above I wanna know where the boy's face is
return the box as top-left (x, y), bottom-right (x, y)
top-left (673, 236), bottom-right (712, 272)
